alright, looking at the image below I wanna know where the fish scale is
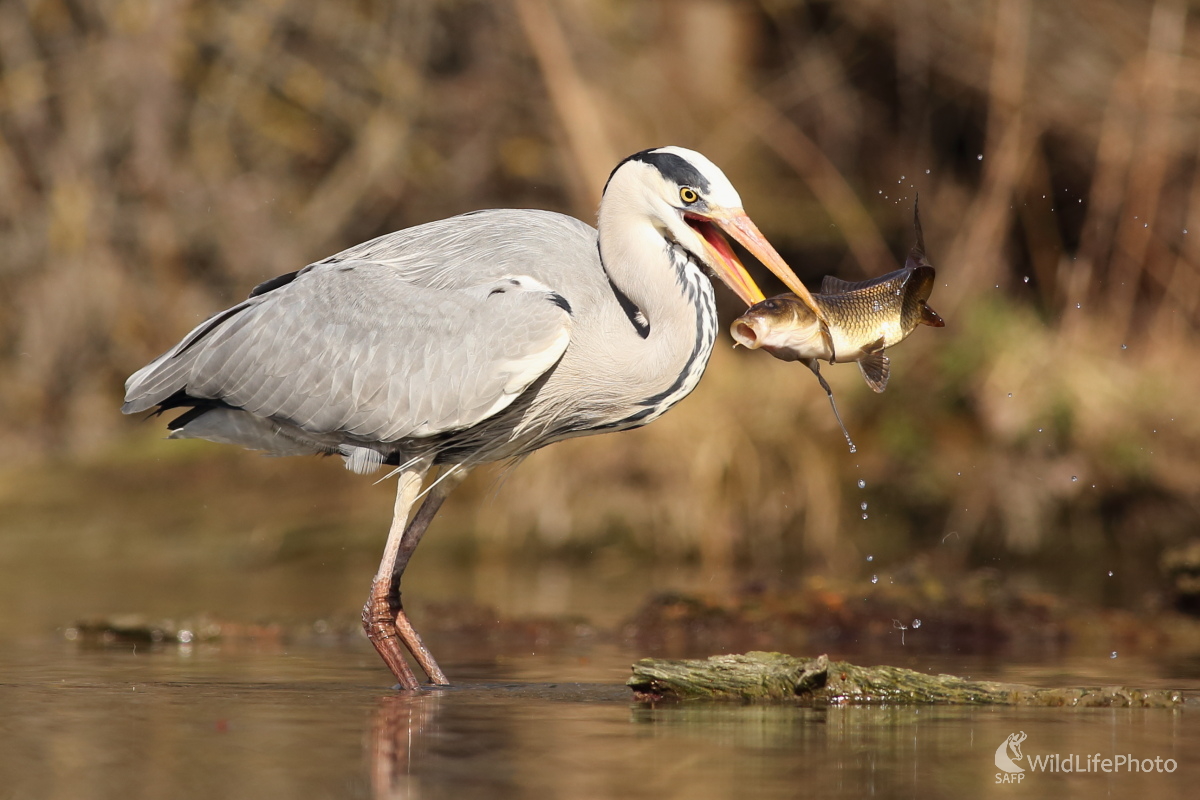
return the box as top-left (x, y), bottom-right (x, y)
top-left (814, 266), bottom-right (938, 364)
top-left (731, 198), bottom-right (944, 395)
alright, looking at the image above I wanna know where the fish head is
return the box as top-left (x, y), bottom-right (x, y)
top-left (731, 294), bottom-right (830, 362)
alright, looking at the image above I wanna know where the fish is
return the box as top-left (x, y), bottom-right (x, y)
top-left (731, 199), bottom-right (945, 452)
top-left (731, 199), bottom-right (944, 393)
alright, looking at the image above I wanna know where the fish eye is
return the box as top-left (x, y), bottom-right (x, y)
top-left (679, 186), bottom-right (699, 204)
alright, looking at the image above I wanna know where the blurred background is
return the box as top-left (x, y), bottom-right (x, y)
top-left (2, 0), bottom-right (1200, 632)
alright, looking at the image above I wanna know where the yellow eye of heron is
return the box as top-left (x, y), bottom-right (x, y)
top-left (679, 187), bottom-right (699, 204)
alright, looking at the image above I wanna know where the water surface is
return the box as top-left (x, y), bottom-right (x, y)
top-left (2, 633), bottom-right (1196, 800)
top-left (1, 457), bottom-right (1196, 799)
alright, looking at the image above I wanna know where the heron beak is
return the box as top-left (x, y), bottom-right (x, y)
top-left (687, 207), bottom-right (826, 323)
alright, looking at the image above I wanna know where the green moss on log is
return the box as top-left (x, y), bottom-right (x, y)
top-left (628, 652), bottom-right (1184, 707)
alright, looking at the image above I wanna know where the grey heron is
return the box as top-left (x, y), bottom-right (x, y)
top-left (122, 146), bottom-right (823, 688)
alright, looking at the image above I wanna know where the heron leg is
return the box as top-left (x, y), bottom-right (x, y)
top-left (364, 466), bottom-right (427, 688)
top-left (362, 463), bottom-right (470, 688)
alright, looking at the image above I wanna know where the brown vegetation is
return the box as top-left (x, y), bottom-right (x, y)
top-left (2, 0), bottom-right (1198, 575)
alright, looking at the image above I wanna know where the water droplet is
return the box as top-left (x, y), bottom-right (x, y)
top-left (1007, 392), bottom-right (1013, 398)
top-left (1107, 570), bottom-right (1114, 577)
top-left (1071, 476), bottom-right (1079, 482)
top-left (1022, 276), bottom-right (1030, 283)
top-left (861, 513), bottom-right (869, 520)
top-left (1143, 222), bottom-right (1148, 228)
top-left (871, 575), bottom-right (879, 584)
top-left (1184, 229), bottom-right (1189, 234)
top-left (1075, 303), bottom-right (1082, 309)
top-left (977, 154), bottom-right (983, 161)
top-left (925, 169), bottom-right (931, 174)
top-left (860, 502), bottom-right (868, 511)
top-left (848, 444), bottom-right (857, 454)
top-left (857, 479), bottom-right (866, 489)
top-left (1110, 651), bottom-right (1118, 659)
top-left (1121, 344), bottom-right (1127, 350)
top-left (912, 619), bottom-right (922, 629)
top-left (1037, 428), bottom-right (1043, 432)
top-left (956, 472), bottom-right (961, 476)
top-left (866, 555), bottom-right (874, 562)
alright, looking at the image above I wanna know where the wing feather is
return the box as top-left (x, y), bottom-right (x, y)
top-left (124, 261), bottom-right (573, 446)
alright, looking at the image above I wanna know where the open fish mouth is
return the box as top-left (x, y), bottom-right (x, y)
top-left (731, 319), bottom-right (763, 348)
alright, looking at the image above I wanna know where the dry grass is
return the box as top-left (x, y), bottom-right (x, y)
top-left (2, 0), bottom-right (1199, 568)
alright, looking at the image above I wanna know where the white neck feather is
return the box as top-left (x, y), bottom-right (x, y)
top-left (591, 166), bottom-right (718, 422)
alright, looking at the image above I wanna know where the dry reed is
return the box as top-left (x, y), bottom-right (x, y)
top-left (2, 0), bottom-right (1198, 567)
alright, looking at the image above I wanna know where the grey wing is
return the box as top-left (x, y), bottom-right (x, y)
top-left (123, 261), bottom-right (573, 445)
top-left (318, 209), bottom-right (599, 292)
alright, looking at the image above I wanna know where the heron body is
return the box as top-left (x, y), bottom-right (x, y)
top-left (123, 147), bottom-right (821, 688)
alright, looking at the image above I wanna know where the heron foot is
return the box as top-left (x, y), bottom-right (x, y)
top-left (393, 608), bottom-right (449, 685)
top-left (362, 579), bottom-right (449, 688)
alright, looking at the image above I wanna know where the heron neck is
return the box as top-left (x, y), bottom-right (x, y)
top-left (597, 214), bottom-right (702, 344)
top-left (595, 208), bottom-right (717, 414)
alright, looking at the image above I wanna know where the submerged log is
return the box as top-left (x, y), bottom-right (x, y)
top-left (628, 652), bottom-right (1184, 707)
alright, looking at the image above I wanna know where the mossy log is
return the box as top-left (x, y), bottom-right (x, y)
top-left (628, 652), bottom-right (1184, 707)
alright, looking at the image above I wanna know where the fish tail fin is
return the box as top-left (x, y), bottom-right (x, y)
top-left (906, 194), bottom-right (932, 270)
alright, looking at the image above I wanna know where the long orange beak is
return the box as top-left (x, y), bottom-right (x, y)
top-left (686, 207), bottom-right (826, 323)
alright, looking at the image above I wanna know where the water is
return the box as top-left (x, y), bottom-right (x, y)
top-left (1, 636), bottom-right (1195, 799)
top-left (2, 460), bottom-right (1198, 798)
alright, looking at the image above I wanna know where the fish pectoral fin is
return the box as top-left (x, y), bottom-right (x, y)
top-left (858, 345), bottom-right (890, 393)
top-left (920, 302), bottom-right (945, 327)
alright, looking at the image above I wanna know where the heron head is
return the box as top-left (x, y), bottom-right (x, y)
top-left (601, 146), bottom-right (824, 320)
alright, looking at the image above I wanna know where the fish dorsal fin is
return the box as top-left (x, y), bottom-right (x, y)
top-left (857, 338), bottom-right (890, 393)
top-left (820, 274), bottom-right (858, 293)
top-left (820, 268), bottom-right (909, 294)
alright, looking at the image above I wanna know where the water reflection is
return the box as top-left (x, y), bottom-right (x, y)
top-left (371, 692), bottom-right (442, 799)
top-left (0, 639), bottom-right (1195, 800)
top-left (364, 679), bottom-right (1196, 799)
